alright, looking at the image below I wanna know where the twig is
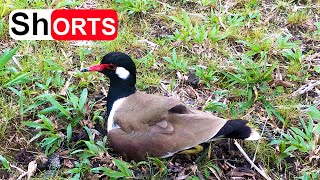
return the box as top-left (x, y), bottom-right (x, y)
top-left (6, 147), bottom-right (39, 154)
top-left (293, 5), bottom-right (320, 11)
top-left (10, 164), bottom-right (28, 180)
top-left (225, 161), bottom-right (236, 169)
top-left (292, 80), bottom-right (320, 97)
top-left (252, 116), bottom-right (268, 163)
top-left (17, 172), bottom-right (28, 180)
top-left (10, 164), bottom-right (25, 173)
top-left (234, 140), bottom-right (271, 180)
top-left (256, 114), bottom-right (275, 141)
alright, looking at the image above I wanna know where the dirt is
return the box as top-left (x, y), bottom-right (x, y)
top-left (70, 128), bottom-right (90, 143)
top-left (292, 36), bottom-right (320, 53)
top-left (136, 139), bottom-right (265, 179)
top-left (0, 169), bottom-right (10, 179)
top-left (15, 149), bottom-right (34, 165)
top-left (150, 17), bottom-right (174, 39)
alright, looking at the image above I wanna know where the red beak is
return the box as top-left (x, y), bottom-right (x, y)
top-left (81, 64), bottom-right (116, 72)
top-left (81, 64), bottom-right (104, 72)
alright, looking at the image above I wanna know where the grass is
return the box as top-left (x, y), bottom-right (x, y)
top-left (0, 0), bottom-right (319, 179)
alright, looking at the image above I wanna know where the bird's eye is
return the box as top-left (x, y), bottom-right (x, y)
top-left (107, 64), bottom-right (116, 70)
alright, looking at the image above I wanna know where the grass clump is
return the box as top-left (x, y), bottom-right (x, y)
top-left (115, 0), bottom-right (157, 15)
top-left (287, 11), bottom-right (308, 25)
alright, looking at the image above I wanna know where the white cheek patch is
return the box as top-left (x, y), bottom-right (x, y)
top-left (115, 67), bottom-right (130, 80)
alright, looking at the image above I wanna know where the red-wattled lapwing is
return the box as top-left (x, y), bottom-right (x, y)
top-left (81, 52), bottom-right (260, 161)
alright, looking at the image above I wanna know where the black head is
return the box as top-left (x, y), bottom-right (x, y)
top-left (81, 52), bottom-right (136, 85)
top-left (81, 52), bottom-right (137, 116)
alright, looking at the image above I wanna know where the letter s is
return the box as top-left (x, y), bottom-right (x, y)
top-left (102, 18), bottom-right (115, 36)
top-left (11, 12), bottom-right (29, 35)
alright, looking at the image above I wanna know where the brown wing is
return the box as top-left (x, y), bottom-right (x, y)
top-left (109, 92), bottom-right (227, 160)
top-left (113, 91), bottom-right (182, 132)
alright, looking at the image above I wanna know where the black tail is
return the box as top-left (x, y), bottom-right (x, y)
top-left (213, 119), bottom-right (260, 140)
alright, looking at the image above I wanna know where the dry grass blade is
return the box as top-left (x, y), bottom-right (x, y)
top-left (207, 166), bottom-right (221, 180)
top-left (234, 140), bottom-right (271, 180)
top-left (59, 77), bottom-right (72, 96)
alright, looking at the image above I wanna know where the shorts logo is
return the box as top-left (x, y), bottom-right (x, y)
top-left (9, 9), bottom-right (118, 40)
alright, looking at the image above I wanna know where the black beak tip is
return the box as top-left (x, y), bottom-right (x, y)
top-left (80, 68), bottom-right (89, 72)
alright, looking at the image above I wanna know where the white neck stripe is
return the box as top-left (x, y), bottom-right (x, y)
top-left (107, 98), bottom-right (125, 132)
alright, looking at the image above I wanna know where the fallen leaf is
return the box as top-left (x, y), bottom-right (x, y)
top-left (272, 68), bottom-right (294, 88)
top-left (59, 150), bottom-right (71, 156)
top-left (81, 119), bottom-right (94, 128)
top-left (63, 159), bottom-right (74, 168)
top-left (189, 165), bottom-right (198, 174)
top-left (227, 168), bottom-right (255, 177)
top-left (99, 156), bottom-right (111, 164)
top-left (176, 169), bottom-right (187, 180)
top-left (27, 160), bottom-right (37, 180)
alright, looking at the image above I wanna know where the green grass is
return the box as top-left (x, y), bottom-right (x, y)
top-left (0, 0), bottom-right (319, 179)
top-left (287, 10), bottom-right (308, 25)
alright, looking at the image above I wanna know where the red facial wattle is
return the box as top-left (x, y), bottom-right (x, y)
top-left (83, 64), bottom-right (117, 72)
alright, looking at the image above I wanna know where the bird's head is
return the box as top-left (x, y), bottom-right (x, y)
top-left (81, 52), bottom-right (136, 85)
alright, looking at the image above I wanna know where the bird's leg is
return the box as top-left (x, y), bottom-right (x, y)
top-left (178, 145), bottom-right (204, 155)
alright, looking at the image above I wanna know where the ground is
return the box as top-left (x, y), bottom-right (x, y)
top-left (0, 0), bottom-right (320, 179)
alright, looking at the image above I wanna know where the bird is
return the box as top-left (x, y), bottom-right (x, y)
top-left (81, 52), bottom-right (260, 161)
